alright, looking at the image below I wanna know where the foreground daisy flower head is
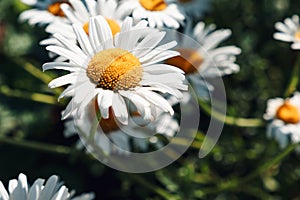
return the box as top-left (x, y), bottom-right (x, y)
top-left (0, 173), bottom-right (94, 200)
top-left (118, 0), bottom-right (185, 29)
top-left (44, 0), bottom-right (123, 43)
top-left (19, 0), bottom-right (69, 25)
top-left (264, 92), bottom-right (300, 148)
top-left (43, 16), bottom-right (187, 125)
top-left (273, 15), bottom-right (300, 49)
top-left (166, 21), bottom-right (241, 100)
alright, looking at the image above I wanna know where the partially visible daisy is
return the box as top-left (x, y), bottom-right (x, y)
top-left (118, 0), bottom-right (185, 29)
top-left (273, 15), bottom-right (300, 49)
top-left (65, 100), bottom-right (179, 155)
top-left (0, 173), bottom-right (94, 200)
top-left (43, 0), bottom-right (124, 44)
top-left (264, 92), bottom-right (300, 148)
top-left (43, 16), bottom-right (186, 126)
top-left (166, 21), bottom-right (241, 100)
top-left (19, 0), bottom-right (69, 26)
top-left (168, 0), bottom-right (211, 19)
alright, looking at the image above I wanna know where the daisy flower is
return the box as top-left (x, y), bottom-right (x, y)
top-left (118, 0), bottom-right (185, 29)
top-left (0, 173), bottom-right (94, 200)
top-left (65, 100), bottom-right (179, 155)
top-left (165, 21), bottom-right (241, 100)
top-left (273, 15), bottom-right (300, 49)
top-left (264, 92), bottom-right (300, 148)
top-left (43, 16), bottom-right (187, 126)
top-left (19, 0), bottom-right (69, 26)
top-left (168, 0), bottom-right (211, 19)
top-left (43, 0), bottom-right (123, 44)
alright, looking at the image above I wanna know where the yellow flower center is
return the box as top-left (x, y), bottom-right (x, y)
top-left (165, 48), bottom-right (203, 74)
top-left (83, 18), bottom-right (121, 36)
top-left (276, 101), bottom-right (300, 124)
top-left (295, 29), bottom-right (300, 41)
top-left (139, 0), bottom-right (167, 11)
top-left (47, 1), bottom-right (68, 17)
top-left (87, 48), bottom-right (143, 91)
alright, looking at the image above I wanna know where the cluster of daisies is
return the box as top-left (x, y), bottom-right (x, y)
top-left (18, 0), bottom-right (241, 155)
top-left (263, 15), bottom-right (300, 148)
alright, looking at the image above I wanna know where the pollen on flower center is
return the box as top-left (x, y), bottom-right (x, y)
top-left (165, 48), bottom-right (203, 74)
top-left (87, 48), bottom-right (143, 91)
top-left (276, 101), bottom-right (300, 124)
top-left (47, 1), bottom-right (68, 17)
top-left (139, 0), bottom-right (167, 11)
top-left (83, 18), bottom-right (121, 36)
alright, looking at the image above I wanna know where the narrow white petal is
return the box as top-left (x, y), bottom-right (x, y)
top-left (37, 175), bottom-right (58, 200)
top-left (8, 179), bottom-right (18, 195)
top-left (137, 89), bottom-right (174, 115)
top-left (0, 181), bottom-right (9, 200)
top-left (97, 90), bottom-right (114, 119)
top-left (73, 23), bottom-right (94, 56)
top-left (50, 186), bottom-right (69, 200)
top-left (112, 93), bottom-right (128, 125)
top-left (28, 179), bottom-right (45, 200)
top-left (48, 73), bottom-right (78, 88)
top-left (46, 46), bottom-right (86, 66)
top-left (43, 62), bottom-right (84, 72)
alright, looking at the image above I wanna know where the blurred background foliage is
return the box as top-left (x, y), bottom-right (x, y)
top-left (1, 0), bottom-right (300, 199)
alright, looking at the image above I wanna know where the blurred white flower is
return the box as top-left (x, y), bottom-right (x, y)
top-left (63, 99), bottom-right (179, 154)
top-left (42, 0), bottom-right (123, 45)
top-left (168, 0), bottom-right (211, 19)
top-left (19, 0), bottom-right (69, 25)
top-left (273, 15), bottom-right (300, 49)
top-left (264, 92), bottom-right (300, 148)
top-left (0, 173), bottom-right (94, 200)
top-left (43, 16), bottom-right (186, 126)
top-left (166, 21), bottom-right (241, 100)
top-left (118, 0), bottom-right (185, 29)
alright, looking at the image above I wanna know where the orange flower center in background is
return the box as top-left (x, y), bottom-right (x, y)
top-left (276, 101), bottom-right (300, 124)
top-left (165, 48), bottom-right (203, 74)
top-left (294, 30), bottom-right (300, 41)
top-left (47, 1), bottom-right (68, 17)
top-left (139, 0), bottom-right (167, 11)
top-left (87, 48), bottom-right (143, 91)
top-left (83, 18), bottom-right (121, 36)
top-left (99, 107), bottom-right (120, 134)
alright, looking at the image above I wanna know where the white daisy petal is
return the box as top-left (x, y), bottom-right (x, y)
top-left (112, 93), bottom-right (128, 125)
top-left (0, 181), bottom-right (9, 200)
top-left (0, 174), bottom-right (94, 200)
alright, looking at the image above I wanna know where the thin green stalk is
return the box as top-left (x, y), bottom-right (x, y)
top-left (198, 99), bottom-right (265, 127)
top-left (0, 137), bottom-right (73, 155)
top-left (13, 58), bottom-right (63, 96)
top-left (239, 144), bottom-right (296, 184)
top-left (284, 54), bottom-right (300, 97)
top-left (0, 85), bottom-right (58, 105)
top-left (201, 144), bottom-right (296, 195)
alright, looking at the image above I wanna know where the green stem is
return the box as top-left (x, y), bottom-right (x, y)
top-left (128, 174), bottom-right (179, 200)
top-left (284, 54), bottom-right (300, 97)
top-left (13, 58), bottom-right (63, 96)
top-left (201, 144), bottom-right (296, 195)
top-left (198, 99), bottom-right (265, 127)
top-left (0, 137), bottom-right (73, 155)
top-left (0, 85), bottom-right (58, 105)
top-left (239, 144), bottom-right (296, 184)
